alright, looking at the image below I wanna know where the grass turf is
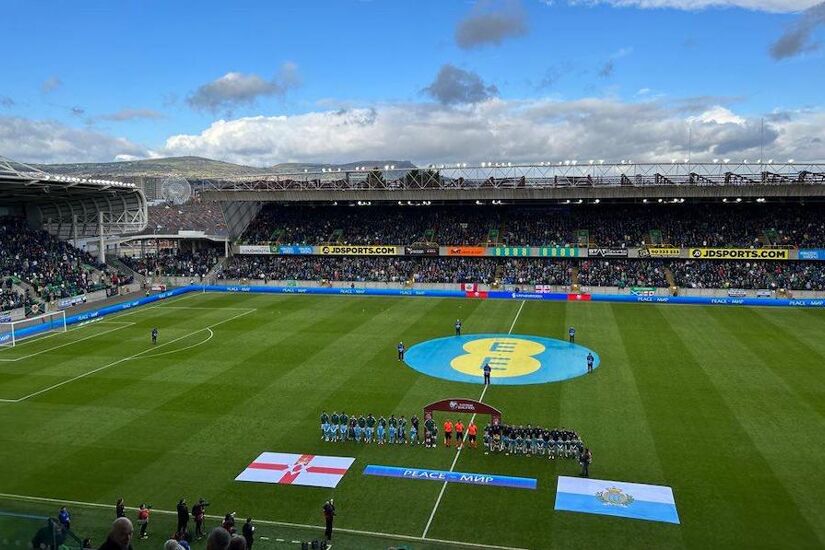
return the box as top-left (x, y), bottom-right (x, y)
top-left (0, 292), bottom-right (824, 549)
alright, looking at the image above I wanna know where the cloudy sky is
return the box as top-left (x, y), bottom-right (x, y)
top-left (1, 0), bottom-right (824, 165)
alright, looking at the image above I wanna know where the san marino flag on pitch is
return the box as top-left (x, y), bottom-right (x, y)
top-left (554, 476), bottom-right (680, 524)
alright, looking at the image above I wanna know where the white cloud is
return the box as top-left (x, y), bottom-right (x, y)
top-left (162, 98), bottom-right (825, 165)
top-left (456, 0), bottom-right (528, 49)
top-left (690, 105), bottom-right (746, 125)
top-left (5, 98), bottom-right (823, 165)
top-left (187, 64), bottom-right (300, 112)
top-left (41, 76), bottom-right (62, 94)
top-left (0, 116), bottom-right (147, 164)
top-left (570, 0), bottom-right (818, 12)
top-left (99, 108), bottom-right (164, 122)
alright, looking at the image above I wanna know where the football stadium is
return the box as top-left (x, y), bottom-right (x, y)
top-left (2, 2), bottom-right (825, 550)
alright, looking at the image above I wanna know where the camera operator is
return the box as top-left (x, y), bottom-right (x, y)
top-left (192, 498), bottom-right (210, 539)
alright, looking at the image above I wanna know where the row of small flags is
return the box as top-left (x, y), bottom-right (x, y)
top-left (235, 452), bottom-right (679, 524)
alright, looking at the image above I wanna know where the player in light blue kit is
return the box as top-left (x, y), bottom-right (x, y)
top-left (376, 415), bottom-right (386, 445)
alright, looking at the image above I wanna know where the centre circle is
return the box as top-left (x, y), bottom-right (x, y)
top-left (404, 333), bottom-right (600, 386)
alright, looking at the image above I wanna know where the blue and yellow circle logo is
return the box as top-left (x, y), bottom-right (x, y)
top-left (405, 333), bottom-right (599, 385)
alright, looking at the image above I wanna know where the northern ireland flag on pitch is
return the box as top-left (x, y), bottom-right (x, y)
top-left (555, 476), bottom-right (680, 524)
top-left (236, 452), bottom-right (355, 488)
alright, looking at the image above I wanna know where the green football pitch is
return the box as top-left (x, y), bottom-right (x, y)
top-left (1, 291), bottom-right (825, 550)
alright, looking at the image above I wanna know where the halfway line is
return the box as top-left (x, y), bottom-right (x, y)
top-left (421, 300), bottom-right (526, 539)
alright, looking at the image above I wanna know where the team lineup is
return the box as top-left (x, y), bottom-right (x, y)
top-left (323, 318), bottom-right (594, 476)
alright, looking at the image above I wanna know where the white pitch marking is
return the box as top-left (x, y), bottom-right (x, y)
top-left (137, 328), bottom-right (213, 359)
top-left (0, 323), bottom-right (135, 363)
top-left (421, 300), bottom-right (526, 539)
top-left (3, 308), bottom-right (256, 403)
top-left (0, 492), bottom-right (527, 550)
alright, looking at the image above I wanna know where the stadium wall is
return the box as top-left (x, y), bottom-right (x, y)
top-left (5, 284), bottom-right (824, 344)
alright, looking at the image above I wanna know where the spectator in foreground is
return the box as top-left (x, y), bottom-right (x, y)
top-left (242, 518), bottom-right (255, 549)
top-left (98, 517), bottom-right (133, 550)
top-left (229, 534), bottom-right (248, 550)
top-left (176, 499), bottom-right (189, 535)
top-left (206, 527), bottom-right (231, 550)
top-left (58, 506), bottom-right (71, 531)
top-left (164, 540), bottom-right (184, 550)
top-left (136, 503), bottom-right (150, 539)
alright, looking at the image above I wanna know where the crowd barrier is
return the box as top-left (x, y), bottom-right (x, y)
top-left (5, 284), bottom-right (824, 343)
top-left (200, 285), bottom-right (825, 308)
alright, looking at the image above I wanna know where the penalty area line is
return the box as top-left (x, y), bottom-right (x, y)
top-left (421, 300), bottom-right (526, 540)
top-left (0, 492), bottom-right (527, 550)
top-left (0, 323), bottom-right (136, 363)
top-left (2, 308), bottom-right (256, 404)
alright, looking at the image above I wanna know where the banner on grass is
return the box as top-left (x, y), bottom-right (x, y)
top-left (363, 465), bottom-right (536, 489)
top-left (235, 452), bottom-right (355, 488)
top-left (554, 476), bottom-right (680, 524)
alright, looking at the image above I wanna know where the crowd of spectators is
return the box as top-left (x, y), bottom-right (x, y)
top-left (239, 203), bottom-right (825, 248)
top-left (0, 279), bottom-right (31, 312)
top-left (148, 195), bottom-right (228, 236)
top-left (669, 260), bottom-right (825, 291)
top-left (121, 246), bottom-right (223, 278)
top-left (577, 260), bottom-right (669, 288)
top-left (0, 217), bottom-right (126, 301)
top-left (218, 255), bottom-right (825, 291)
top-left (220, 257), bottom-right (576, 285)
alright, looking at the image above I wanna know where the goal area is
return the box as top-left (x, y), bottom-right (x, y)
top-left (0, 310), bottom-right (67, 347)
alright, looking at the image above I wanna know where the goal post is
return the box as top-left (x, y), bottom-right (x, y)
top-left (0, 310), bottom-right (67, 347)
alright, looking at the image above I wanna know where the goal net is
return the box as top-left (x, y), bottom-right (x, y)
top-left (0, 310), bottom-right (67, 347)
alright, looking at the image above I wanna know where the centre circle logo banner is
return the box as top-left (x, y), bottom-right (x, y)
top-left (405, 333), bottom-right (599, 385)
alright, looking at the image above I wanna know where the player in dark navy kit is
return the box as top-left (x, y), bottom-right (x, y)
top-left (586, 352), bottom-right (594, 374)
top-left (151, 327), bottom-right (158, 344)
top-left (397, 341), bottom-right (405, 361)
top-left (568, 326), bottom-right (576, 343)
top-left (455, 319), bottom-right (462, 336)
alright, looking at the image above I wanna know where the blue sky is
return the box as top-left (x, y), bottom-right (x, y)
top-left (1, 0), bottom-right (823, 165)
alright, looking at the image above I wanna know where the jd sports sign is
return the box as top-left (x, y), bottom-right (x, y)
top-left (319, 245), bottom-right (399, 256)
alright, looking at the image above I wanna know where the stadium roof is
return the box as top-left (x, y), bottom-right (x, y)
top-left (0, 155), bottom-right (147, 239)
top-left (199, 160), bottom-right (825, 202)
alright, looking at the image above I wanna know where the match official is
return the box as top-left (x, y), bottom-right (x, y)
top-left (587, 352), bottom-right (594, 374)
top-left (151, 327), bottom-right (158, 345)
top-left (580, 448), bottom-right (592, 477)
top-left (568, 326), bottom-right (576, 343)
top-left (323, 499), bottom-right (335, 541)
top-left (397, 341), bottom-right (405, 361)
top-left (455, 319), bottom-right (462, 336)
top-left (483, 362), bottom-right (492, 385)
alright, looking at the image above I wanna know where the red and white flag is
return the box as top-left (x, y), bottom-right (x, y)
top-left (235, 452), bottom-right (355, 488)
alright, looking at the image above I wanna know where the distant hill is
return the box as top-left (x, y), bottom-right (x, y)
top-left (266, 160), bottom-right (417, 174)
top-left (36, 156), bottom-right (417, 179)
top-left (35, 157), bottom-right (270, 179)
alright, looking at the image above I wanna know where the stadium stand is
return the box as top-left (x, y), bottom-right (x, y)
top-left (577, 259), bottom-right (669, 288)
top-left (218, 256), bottom-right (825, 291)
top-left (0, 217), bottom-right (130, 301)
top-left (147, 194), bottom-right (228, 236)
top-left (239, 203), bottom-right (825, 248)
top-left (0, 280), bottom-right (30, 312)
top-left (121, 246), bottom-right (223, 278)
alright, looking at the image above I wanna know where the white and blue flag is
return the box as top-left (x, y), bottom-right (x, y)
top-left (555, 476), bottom-right (680, 524)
